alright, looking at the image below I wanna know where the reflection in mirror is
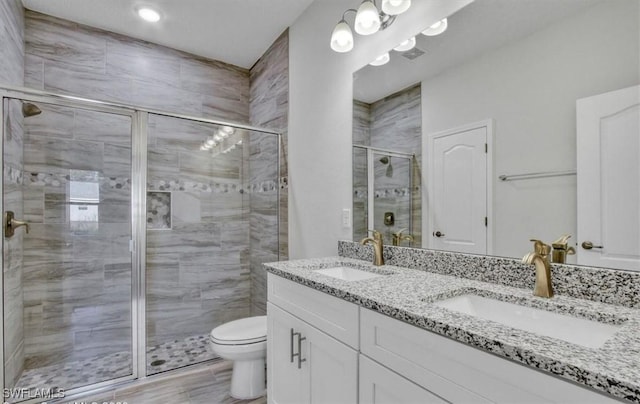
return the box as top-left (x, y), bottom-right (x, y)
top-left (352, 0), bottom-right (639, 271)
top-left (353, 84), bottom-right (422, 247)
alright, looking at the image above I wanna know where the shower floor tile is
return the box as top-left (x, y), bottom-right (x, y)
top-left (11, 333), bottom-right (217, 402)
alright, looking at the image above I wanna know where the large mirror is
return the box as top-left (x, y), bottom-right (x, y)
top-left (352, 0), bottom-right (639, 271)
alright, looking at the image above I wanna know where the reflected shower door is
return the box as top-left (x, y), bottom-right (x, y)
top-left (372, 152), bottom-right (413, 246)
top-left (2, 98), bottom-right (135, 401)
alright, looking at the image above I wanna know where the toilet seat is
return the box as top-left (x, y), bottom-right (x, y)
top-left (210, 316), bottom-right (267, 346)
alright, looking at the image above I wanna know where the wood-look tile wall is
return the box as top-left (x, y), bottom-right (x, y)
top-left (0, 0), bottom-right (25, 387)
top-left (21, 10), bottom-right (282, 367)
top-left (248, 30), bottom-right (289, 315)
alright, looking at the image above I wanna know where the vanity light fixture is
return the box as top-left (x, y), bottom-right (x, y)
top-left (381, 0), bottom-right (411, 15)
top-left (355, 0), bottom-right (382, 35)
top-left (369, 52), bottom-right (390, 66)
top-left (422, 18), bottom-right (448, 36)
top-left (393, 36), bottom-right (416, 52)
top-left (330, 0), bottom-right (411, 53)
top-left (136, 7), bottom-right (161, 23)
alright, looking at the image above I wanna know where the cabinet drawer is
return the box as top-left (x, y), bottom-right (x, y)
top-left (360, 308), bottom-right (620, 404)
top-left (268, 274), bottom-right (359, 348)
top-left (360, 355), bottom-right (447, 404)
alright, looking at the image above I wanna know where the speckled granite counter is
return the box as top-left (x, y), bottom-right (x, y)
top-left (264, 256), bottom-right (640, 403)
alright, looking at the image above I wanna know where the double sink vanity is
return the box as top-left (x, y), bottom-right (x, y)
top-left (264, 242), bottom-right (640, 404)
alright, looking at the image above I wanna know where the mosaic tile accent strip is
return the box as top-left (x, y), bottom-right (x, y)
top-left (147, 191), bottom-right (171, 229)
top-left (353, 187), bottom-right (412, 199)
top-left (338, 240), bottom-right (640, 309)
top-left (264, 256), bottom-right (640, 402)
top-left (18, 170), bottom-right (278, 195)
top-left (11, 334), bottom-right (218, 403)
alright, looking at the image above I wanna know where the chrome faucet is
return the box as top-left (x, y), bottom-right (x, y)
top-left (392, 228), bottom-right (414, 246)
top-left (522, 239), bottom-right (553, 298)
top-left (551, 234), bottom-right (576, 264)
top-left (361, 230), bottom-right (384, 266)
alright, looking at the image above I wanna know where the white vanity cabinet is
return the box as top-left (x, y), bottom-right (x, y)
top-left (267, 274), bottom-right (359, 404)
top-left (267, 273), bottom-right (623, 404)
top-left (360, 308), bottom-right (622, 404)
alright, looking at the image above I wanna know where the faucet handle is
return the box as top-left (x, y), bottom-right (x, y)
top-left (367, 229), bottom-right (383, 241)
top-left (552, 234), bottom-right (572, 249)
top-left (529, 239), bottom-right (551, 256)
top-left (392, 228), bottom-right (407, 237)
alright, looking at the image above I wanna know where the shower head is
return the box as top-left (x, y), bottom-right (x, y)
top-left (379, 155), bottom-right (393, 177)
top-left (22, 102), bottom-right (42, 118)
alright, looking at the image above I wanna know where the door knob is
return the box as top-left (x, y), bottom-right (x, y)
top-left (433, 231), bottom-right (445, 238)
top-left (581, 241), bottom-right (603, 250)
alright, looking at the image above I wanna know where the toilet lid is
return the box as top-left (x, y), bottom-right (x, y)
top-left (210, 316), bottom-right (267, 345)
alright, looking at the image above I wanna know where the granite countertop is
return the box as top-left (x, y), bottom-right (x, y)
top-left (264, 256), bottom-right (640, 403)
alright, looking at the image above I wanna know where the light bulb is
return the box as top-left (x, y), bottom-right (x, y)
top-left (422, 18), bottom-right (448, 36)
top-left (330, 20), bottom-right (354, 53)
top-left (381, 0), bottom-right (411, 15)
top-left (393, 36), bottom-right (416, 52)
top-left (355, 1), bottom-right (381, 35)
top-left (206, 138), bottom-right (215, 146)
top-left (137, 7), bottom-right (161, 22)
top-left (221, 126), bottom-right (235, 134)
top-left (369, 52), bottom-right (390, 66)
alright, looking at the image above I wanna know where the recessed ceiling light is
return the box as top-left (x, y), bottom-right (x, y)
top-left (137, 7), bottom-right (161, 23)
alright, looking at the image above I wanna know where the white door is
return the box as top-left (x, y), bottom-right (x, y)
top-left (577, 85), bottom-right (640, 271)
top-left (427, 123), bottom-right (489, 254)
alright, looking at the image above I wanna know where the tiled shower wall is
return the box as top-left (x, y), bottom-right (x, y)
top-left (20, 10), bottom-right (283, 368)
top-left (352, 84), bottom-right (422, 246)
top-left (0, 0), bottom-right (25, 387)
top-left (249, 30), bottom-right (289, 315)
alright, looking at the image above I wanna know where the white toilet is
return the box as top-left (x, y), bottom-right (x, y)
top-left (209, 316), bottom-right (267, 399)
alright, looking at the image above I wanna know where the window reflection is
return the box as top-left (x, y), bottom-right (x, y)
top-left (69, 170), bottom-right (99, 232)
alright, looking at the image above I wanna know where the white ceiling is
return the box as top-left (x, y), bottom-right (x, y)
top-left (354, 0), bottom-right (603, 103)
top-left (21, 0), bottom-right (316, 69)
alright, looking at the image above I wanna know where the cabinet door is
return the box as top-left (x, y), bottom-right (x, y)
top-left (268, 303), bottom-right (309, 404)
top-left (305, 317), bottom-right (358, 404)
top-left (360, 355), bottom-right (447, 404)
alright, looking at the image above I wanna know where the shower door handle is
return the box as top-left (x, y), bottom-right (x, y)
top-left (4, 211), bottom-right (29, 238)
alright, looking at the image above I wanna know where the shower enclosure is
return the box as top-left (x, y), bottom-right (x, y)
top-left (1, 87), bottom-right (280, 403)
top-left (352, 145), bottom-right (416, 246)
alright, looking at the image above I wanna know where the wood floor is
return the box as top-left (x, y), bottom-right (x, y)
top-left (66, 361), bottom-right (266, 404)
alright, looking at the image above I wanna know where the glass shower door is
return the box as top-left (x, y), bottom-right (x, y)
top-left (2, 97), bottom-right (135, 402)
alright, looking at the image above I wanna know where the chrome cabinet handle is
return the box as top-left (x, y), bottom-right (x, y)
top-left (581, 241), bottom-right (603, 250)
top-left (433, 231), bottom-right (445, 238)
top-left (297, 334), bottom-right (306, 369)
top-left (290, 328), bottom-right (306, 369)
top-left (290, 328), bottom-right (296, 363)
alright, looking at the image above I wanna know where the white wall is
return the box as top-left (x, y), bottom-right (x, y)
top-left (288, 0), bottom-right (472, 259)
top-left (420, 0), bottom-right (639, 258)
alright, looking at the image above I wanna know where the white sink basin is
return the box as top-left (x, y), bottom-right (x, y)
top-left (433, 294), bottom-right (622, 348)
top-left (314, 266), bottom-right (383, 281)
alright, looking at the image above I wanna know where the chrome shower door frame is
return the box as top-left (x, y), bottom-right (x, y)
top-left (0, 86), bottom-right (283, 403)
top-left (0, 87), bottom-right (141, 402)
